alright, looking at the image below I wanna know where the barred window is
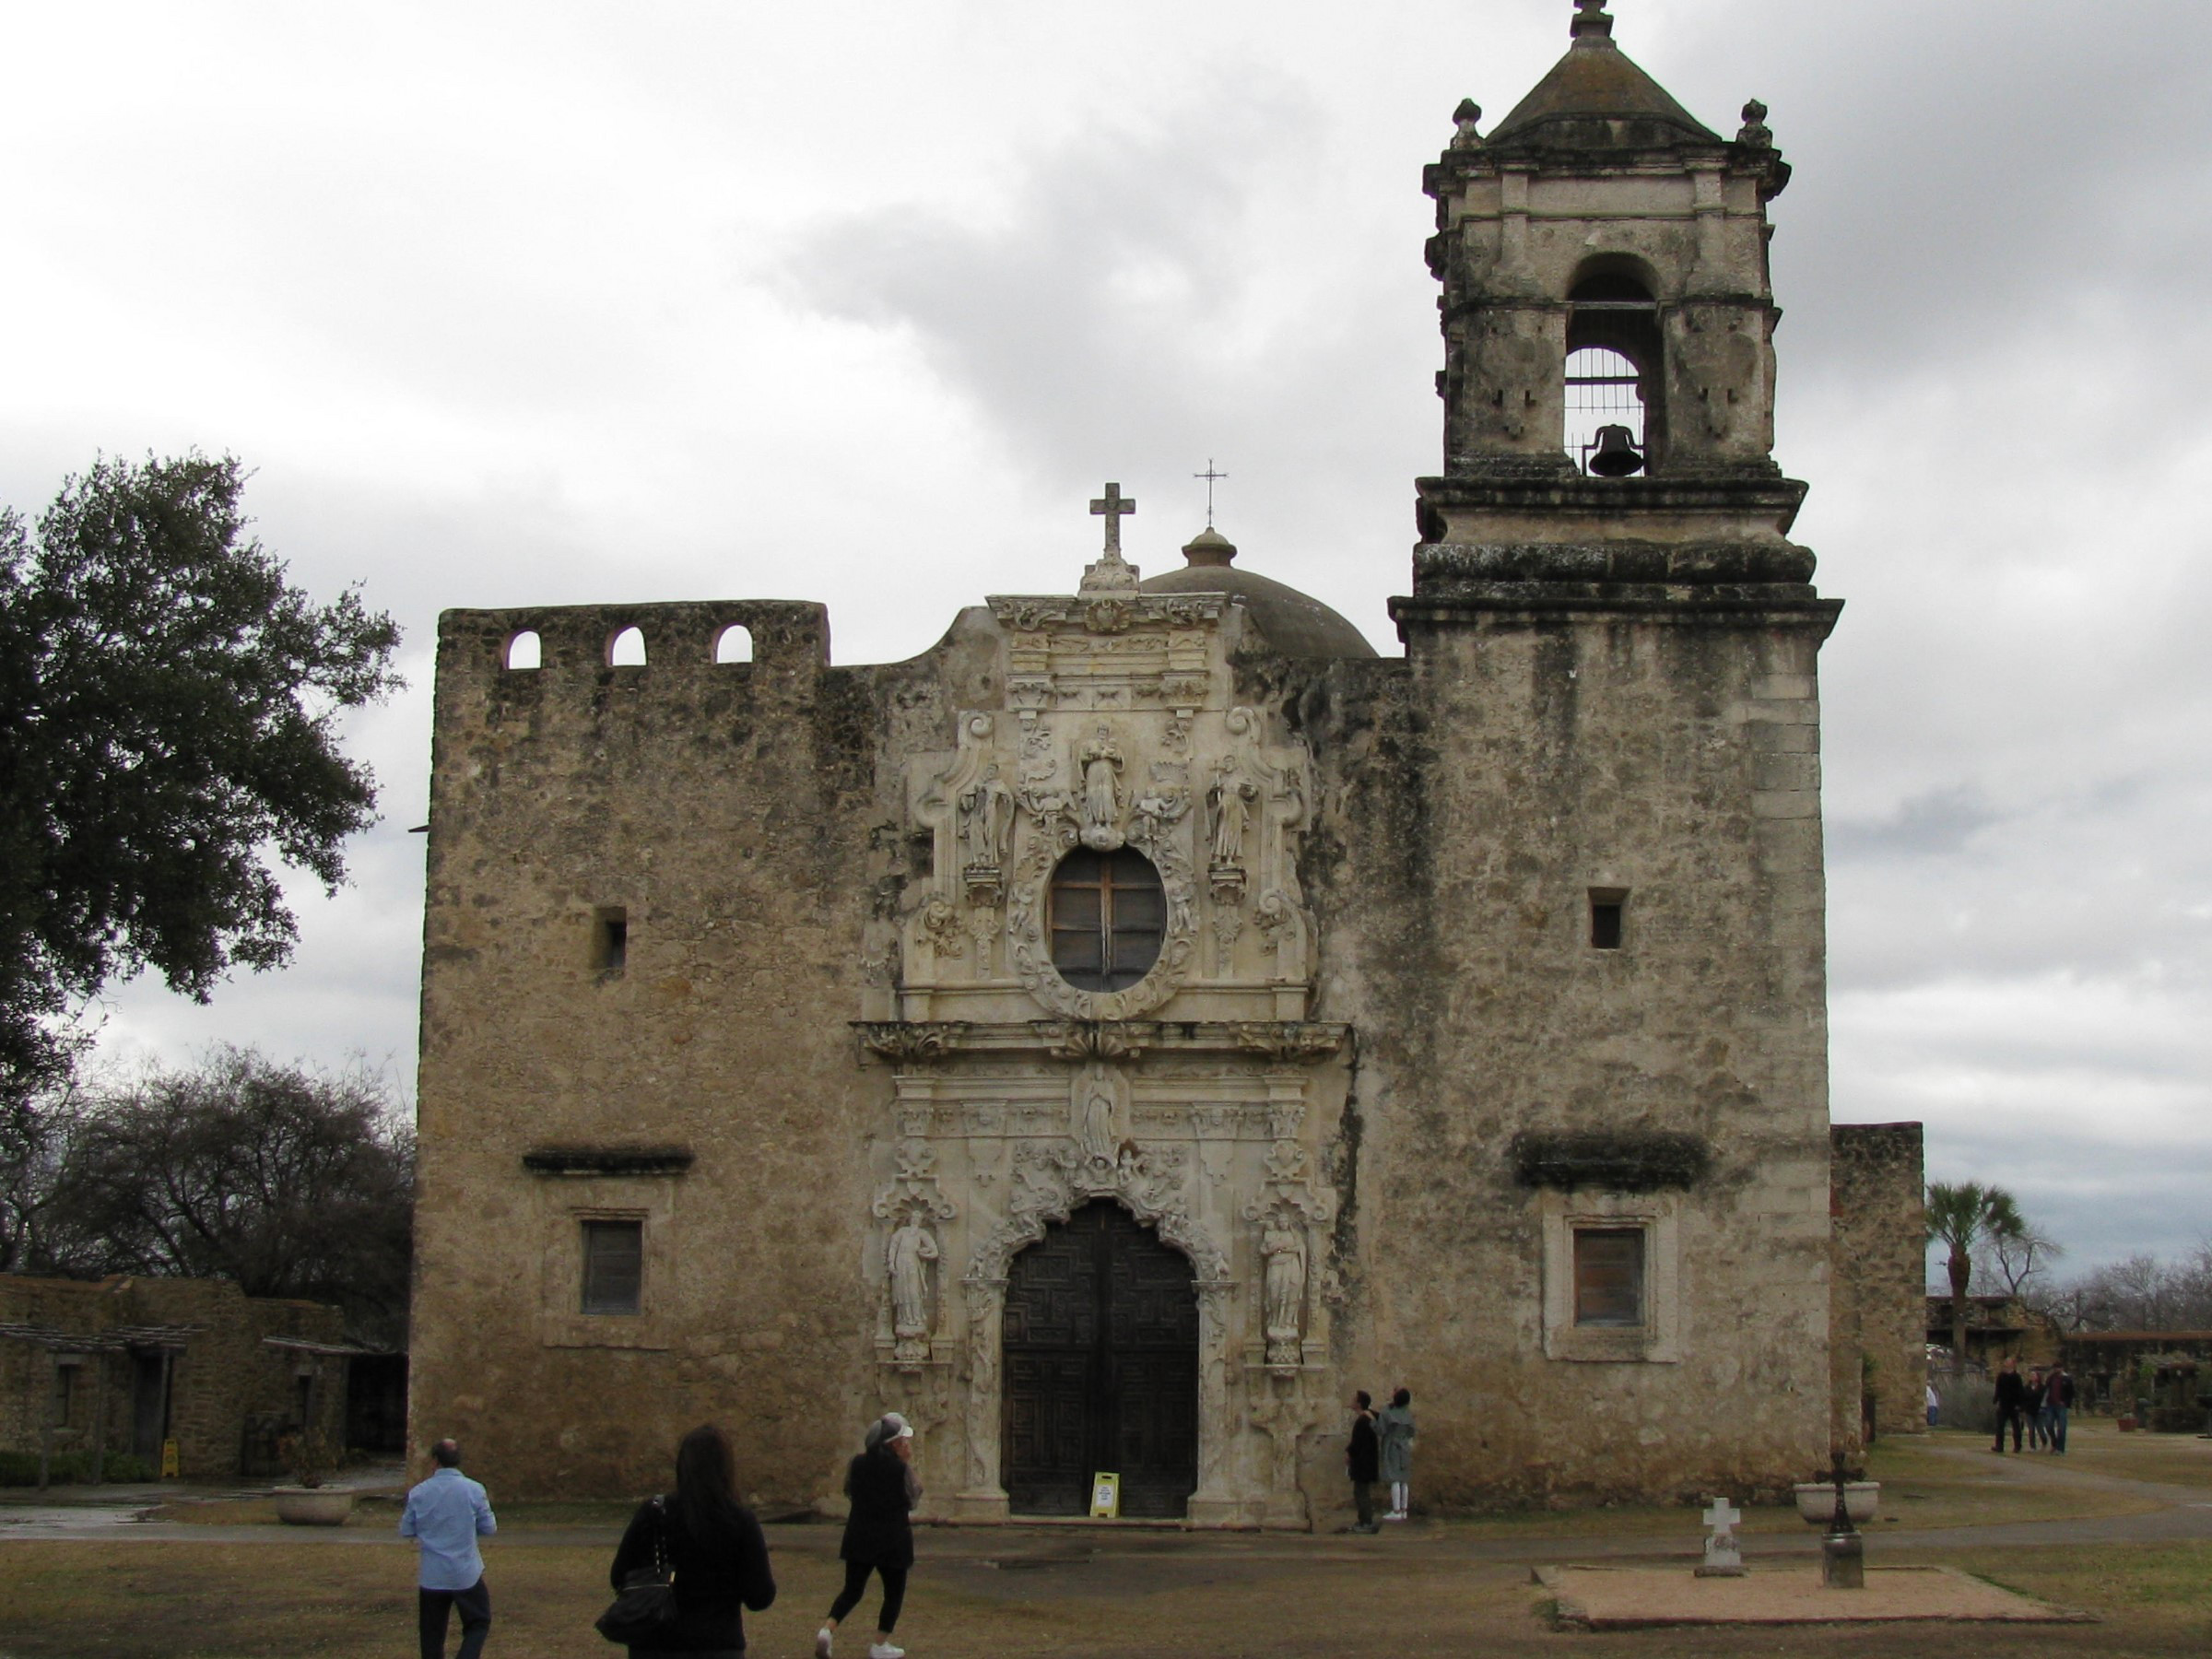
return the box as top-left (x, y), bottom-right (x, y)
top-left (581, 1219), bottom-right (644, 1316)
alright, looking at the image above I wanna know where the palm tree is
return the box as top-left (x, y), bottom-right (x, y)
top-left (1926, 1182), bottom-right (2025, 1375)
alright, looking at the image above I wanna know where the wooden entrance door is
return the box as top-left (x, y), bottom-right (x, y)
top-left (1002, 1201), bottom-right (1198, 1517)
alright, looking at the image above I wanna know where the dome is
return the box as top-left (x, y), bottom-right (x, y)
top-left (1139, 529), bottom-right (1378, 659)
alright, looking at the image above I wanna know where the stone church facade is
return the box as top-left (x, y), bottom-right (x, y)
top-left (410, 3), bottom-right (1922, 1521)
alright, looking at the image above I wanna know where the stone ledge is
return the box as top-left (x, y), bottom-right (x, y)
top-left (520, 1146), bottom-right (695, 1176)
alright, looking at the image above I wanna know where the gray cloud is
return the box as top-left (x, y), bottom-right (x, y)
top-left (2, 0), bottom-right (2207, 1274)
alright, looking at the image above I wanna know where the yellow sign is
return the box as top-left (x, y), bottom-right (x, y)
top-left (1088, 1472), bottom-right (1120, 1519)
top-left (160, 1438), bottom-right (179, 1479)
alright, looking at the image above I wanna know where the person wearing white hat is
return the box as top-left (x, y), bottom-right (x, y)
top-left (817, 1414), bottom-right (920, 1659)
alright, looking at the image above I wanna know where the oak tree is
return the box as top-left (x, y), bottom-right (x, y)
top-left (0, 453), bottom-right (400, 1103)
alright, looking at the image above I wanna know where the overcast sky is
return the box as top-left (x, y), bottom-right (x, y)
top-left (4, 1), bottom-right (2207, 1280)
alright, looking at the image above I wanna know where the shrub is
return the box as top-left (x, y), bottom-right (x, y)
top-left (0, 1451), bottom-right (157, 1487)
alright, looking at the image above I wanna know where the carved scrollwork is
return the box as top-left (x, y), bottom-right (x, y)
top-left (964, 1138), bottom-right (1230, 1285)
top-left (857, 1021), bottom-right (968, 1066)
top-left (1230, 1021), bottom-right (1349, 1064)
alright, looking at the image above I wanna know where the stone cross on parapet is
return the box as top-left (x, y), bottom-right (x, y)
top-left (1090, 483), bottom-right (1136, 556)
top-left (1702, 1498), bottom-right (1740, 1536)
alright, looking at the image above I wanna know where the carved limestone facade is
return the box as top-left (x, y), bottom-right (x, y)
top-left (853, 547), bottom-right (1348, 1525)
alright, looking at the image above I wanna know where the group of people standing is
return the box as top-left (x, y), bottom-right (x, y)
top-left (1344, 1387), bottom-right (1417, 1534)
top-left (1991, 1356), bottom-right (2075, 1453)
top-left (402, 1413), bottom-right (919, 1659)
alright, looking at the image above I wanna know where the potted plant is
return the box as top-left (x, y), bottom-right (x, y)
top-left (272, 1430), bottom-right (355, 1526)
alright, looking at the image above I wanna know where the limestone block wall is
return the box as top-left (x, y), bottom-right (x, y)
top-left (0, 1276), bottom-right (346, 1476)
top-left (411, 599), bottom-right (990, 1502)
top-left (1272, 603), bottom-right (1837, 1502)
top-left (1829, 1123), bottom-right (1927, 1441)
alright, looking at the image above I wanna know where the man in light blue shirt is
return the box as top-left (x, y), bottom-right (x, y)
top-left (399, 1438), bottom-right (497, 1658)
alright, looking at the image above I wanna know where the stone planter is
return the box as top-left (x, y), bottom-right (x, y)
top-left (1792, 1481), bottom-right (1878, 1525)
top-left (273, 1487), bottom-right (356, 1526)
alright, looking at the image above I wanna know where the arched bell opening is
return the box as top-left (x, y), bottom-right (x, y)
top-left (1565, 267), bottom-right (1665, 476)
top-left (1000, 1200), bottom-right (1198, 1518)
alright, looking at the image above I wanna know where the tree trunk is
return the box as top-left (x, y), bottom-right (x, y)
top-left (1948, 1247), bottom-right (1971, 1378)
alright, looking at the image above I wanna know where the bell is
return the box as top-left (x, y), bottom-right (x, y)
top-left (1586, 424), bottom-right (1644, 477)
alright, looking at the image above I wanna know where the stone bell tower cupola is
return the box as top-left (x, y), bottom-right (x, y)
top-left (1415, 0), bottom-right (1803, 559)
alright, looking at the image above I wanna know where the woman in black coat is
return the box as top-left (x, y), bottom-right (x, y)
top-left (609, 1423), bottom-right (776, 1656)
top-left (814, 1413), bottom-right (920, 1659)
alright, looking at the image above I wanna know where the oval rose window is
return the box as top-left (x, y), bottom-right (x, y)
top-left (1048, 848), bottom-right (1165, 992)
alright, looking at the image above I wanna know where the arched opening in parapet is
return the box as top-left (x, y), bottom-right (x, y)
top-left (1566, 267), bottom-right (1663, 476)
top-left (607, 626), bottom-right (647, 667)
top-left (504, 630), bottom-right (542, 671)
top-left (714, 624), bottom-right (752, 665)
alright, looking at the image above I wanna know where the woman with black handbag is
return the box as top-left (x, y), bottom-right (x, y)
top-left (603, 1423), bottom-right (776, 1656)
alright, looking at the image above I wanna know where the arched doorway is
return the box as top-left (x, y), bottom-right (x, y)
top-left (1002, 1201), bottom-right (1198, 1517)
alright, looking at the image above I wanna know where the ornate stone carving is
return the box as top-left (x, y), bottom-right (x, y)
top-left (857, 1021), bottom-right (965, 1066)
top-left (959, 764), bottom-right (1013, 893)
top-left (873, 1140), bottom-right (960, 1369)
top-left (1077, 726), bottom-right (1125, 851)
top-left (1207, 755), bottom-right (1258, 870)
top-left (1231, 1022), bottom-right (1348, 1065)
top-left (886, 1215), bottom-right (942, 1363)
top-left (1258, 1220), bottom-right (1307, 1366)
top-left (966, 1138), bottom-right (1229, 1285)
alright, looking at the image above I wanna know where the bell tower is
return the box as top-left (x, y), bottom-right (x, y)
top-left (1378, 3), bottom-right (1851, 1489)
top-left (1417, 0), bottom-right (1799, 545)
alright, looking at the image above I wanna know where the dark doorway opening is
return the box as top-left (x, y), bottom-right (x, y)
top-left (130, 1352), bottom-right (168, 1458)
top-left (1002, 1201), bottom-right (1197, 1518)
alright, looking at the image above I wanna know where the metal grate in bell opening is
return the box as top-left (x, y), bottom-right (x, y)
top-left (1564, 346), bottom-right (1644, 476)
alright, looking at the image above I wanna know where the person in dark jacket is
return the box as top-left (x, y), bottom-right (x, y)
top-left (2024, 1368), bottom-right (2049, 1448)
top-left (608, 1424), bottom-right (776, 1657)
top-left (1346, 1391), bottom-right (1381, 1534)
top-left (2043, 1363), bottom-right (2075, 1453)
top-left (816, 1413), bottom-right (921, 1659)
top-left (1991, 1356), bottom-right (2029, 1453)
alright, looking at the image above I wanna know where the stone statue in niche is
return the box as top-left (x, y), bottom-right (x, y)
top-left (886, 1214), bottom-right (942, 1359)
top-left (959, 765), bottom-right (1013, 875)
top-left (1080, 1084), bottom-right (1118, 1166)
top-left (1078, 727), bottom-right (1124, 851)
top-left (1261, 1221), bottom-right (1308, 1366)
top-left (1207, 759), bottom-right (1258, 869)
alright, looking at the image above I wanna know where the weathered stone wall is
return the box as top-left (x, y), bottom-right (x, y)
top-left (1246, 603), bottom-right (1837, 1504)
top-left (411, 600), bottom-right (969, 1503)
top-left (0, 1276), bottom-right (346, 1477)
top-left (1830, 1124), bottom-right (1928, 1441)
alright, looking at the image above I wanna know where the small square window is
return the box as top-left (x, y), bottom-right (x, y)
top-left (1589, 888), bottom-right (1628, 950)
top-left (593, 907), bottom-right (628, 975)
top-left (581, 1219), bottom-right (644, 1315)
top-left (1574, 1228), bottom-right (1645, 1327)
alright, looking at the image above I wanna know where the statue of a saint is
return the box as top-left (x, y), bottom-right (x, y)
top-left (1261, 1223), bottom-right (1306, 1349)
top-left (1079, 728), bottom-right (1124, 846)
top-left (1208, 767), bottom-right (1258, 867)
top-left (887, 1217), bottom-right (940, 1342)
top-left (1080, 1088), bottom-right (1117, 1164)
top-left (959, 766), bottom-right (1012, 870)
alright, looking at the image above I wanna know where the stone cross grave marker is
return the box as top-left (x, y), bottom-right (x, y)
top-left (1696, 1496), bottom-right (1746, 1577)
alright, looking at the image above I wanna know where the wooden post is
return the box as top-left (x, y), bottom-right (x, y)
top-left (37, 1349), bottom-right (56, 1491)
top-left (89, 1352), bottom-right (108, 1486)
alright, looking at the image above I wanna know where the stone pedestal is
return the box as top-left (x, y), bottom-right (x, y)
top-left (1821, 1530), bottom-right (1865, 1589)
